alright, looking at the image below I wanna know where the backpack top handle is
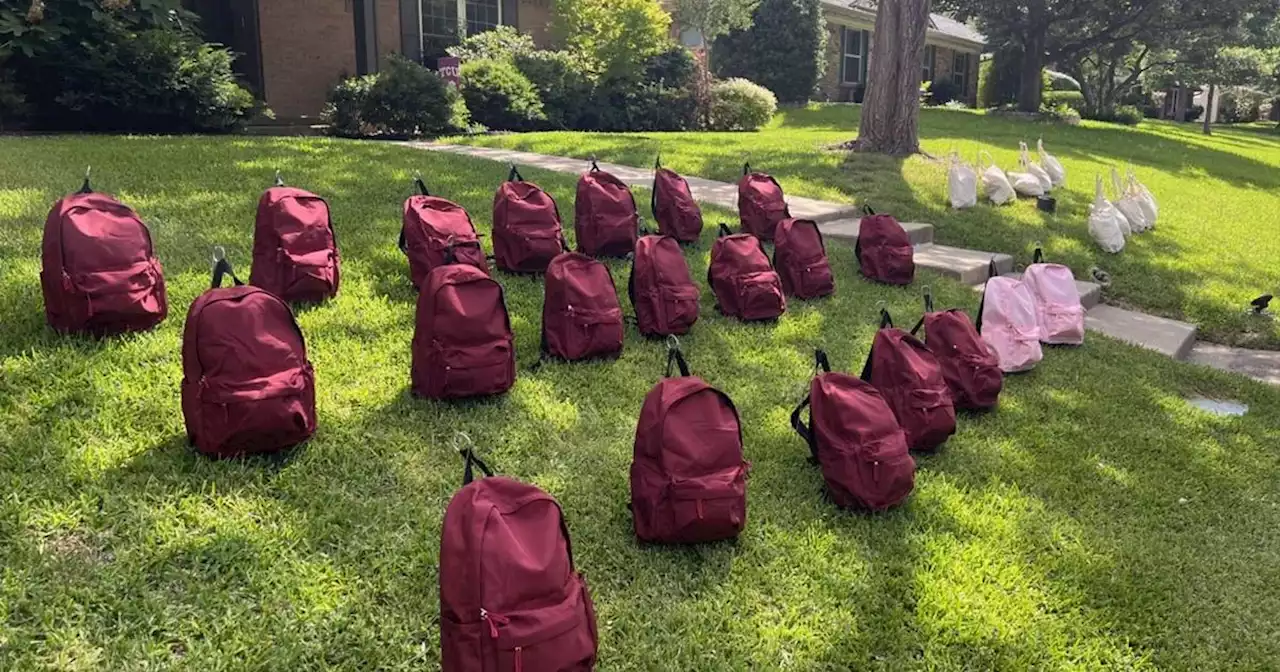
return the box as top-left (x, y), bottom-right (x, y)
top-left (413, 171), bottom-right (430, 196)
top-left (1032, 245), bottom-right (1045, 264)
top-left (274, 169), bottom-right (285, 187)
top-left (911, 287), bottom-right (932, 336)
top-left (77, 165), bottom-right (92, 194)
top-left (743, 162), bottom-right (751, 176)
top-left (718, 222), bottom-right (734, 237)
top-left (455, 433), bottom-right (494, 486)
top-left (508, 164), bottom-right (523, 182)
top-left (665, 335), bottom-right (691, 378)
top-left (589, 156), bottom-right (600, 173)
top-left (210, 246), bottom-right (244, 289)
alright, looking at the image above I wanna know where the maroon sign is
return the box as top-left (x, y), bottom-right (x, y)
top-left (438, 57), bottom-right (461, 87)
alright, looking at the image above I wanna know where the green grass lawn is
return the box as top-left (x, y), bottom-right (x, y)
top-left (2, 135), bottom-right (1280, 670)
top-left (451, 105), bottom-right (1280, 350)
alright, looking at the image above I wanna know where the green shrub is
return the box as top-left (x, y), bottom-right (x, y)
top-left (514, 50), bottom-right (595, 130)
top-left (1040, 102), bottom-right (1081, 125)
top-left (367, 55), bottom-right (468, 136)
top-left (977, 49), bottom-right (1022, 108)
top-left (552, 0), bottom-right (673, 79)
top-left (1085, 105), bottom-right (1143, 126)
top-left (712, 0), bottom-right (826, 104)
top-left (446, 26), bottom-right (536, 63)
top-left (323, 75), bottom-right (379, 137)
top-left (15, 26), bottom-right (254, 132)
top-left (593, 77), bottom-right (697, 131)
top-left (460, 59), bottom-right (547, 131)
top-left (324, 56), bottom-right (467, 138)
top-left (0, 75), bottom-right (30, 130)
top-left (1043, 90), bottom-right (1085, 111)
top-left (644, 46), bottom-right (697, 90)
top-left (927, 79), bottom-right (962, 106)
top-left (708, 78), bottom-right (777, 131)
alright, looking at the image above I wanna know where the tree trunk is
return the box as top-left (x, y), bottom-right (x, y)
top-left (1174, 85), bottom-right (1188, 123)
top-left (1203, 83), bottom-right (1215, 135)
top-left (850, 0), bottom-right (931, 156)
top-left (1017, 4), bottom-right (1046, 113)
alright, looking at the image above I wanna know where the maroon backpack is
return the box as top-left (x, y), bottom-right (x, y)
top-left (181, 254), bottom-right (316, 458)
top-left (651, 156), bottom-right (703, 243)
top-left (791, 350), bottom-right (915, 511)
top-left (40, 175), bottom-right (167, 335)
top-left (401, 177), bottom-right (487, 289)
top-left (575, 160), bottom-right (638, 257)
top-left (631, 343), bottom-right (748, 543)
top-left (250, 178), bottom-right (340, 303)
top-left (628, 235), bottom-right (699, 337)
top-left (708, 223), bottom-right (786, 321)
top-left (412, 255), bottom-right (516, 400)
top-left (543, 252), bottom-right (624, 361)
top-left (855, 206), bottom-right (914, 285)
top-left (773, 218), bottom-right (835, 300)
top-left (911, 291), bottom-right (1003, 411)
top-left (493, 165), bottom-right (567, 273)
top-left (861, 309), bottom-right (956, 452)
top-left (737, 163), bottom-right (790, 242)
top-left (440, 447), bottom-right (599, 672)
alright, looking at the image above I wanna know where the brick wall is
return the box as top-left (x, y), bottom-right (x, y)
top-left (260, 0), bottom-right (357, 118)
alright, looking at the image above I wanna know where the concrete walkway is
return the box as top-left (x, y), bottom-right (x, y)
top-left (406, 142), bottom-right (1278, 385)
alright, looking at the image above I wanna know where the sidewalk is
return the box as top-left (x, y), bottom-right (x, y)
top-left (405, 141), bottom-right (1278, 386)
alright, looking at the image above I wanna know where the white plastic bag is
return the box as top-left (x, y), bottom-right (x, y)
top-left (979, 151), bottom-right (1016, 205)
top-left (948, 152), bottom-right (978, 209)
top-left (1021, 142), bottom-right (1054, 192)
top-left (1089, 175), bottom-right (1127, 254)
top-left (1129, 169), bottom-right (1158, 228)
top-left (1038, 138), bottom-right (1066, 187)
top-left (1112, 167), bottom-right (1147, 233)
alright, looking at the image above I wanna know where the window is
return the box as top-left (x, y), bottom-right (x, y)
top-left (421, 0), bottom-right (458, 39)
top-left (416, 0), bottom-right (503, 48)
top-left (840, 27), bottom-right (869, 85)
top-left (465, 0), bottom-right (500, 35)
top-left (953, 52), bottom-right (971, 91)
top-left (922, 45), bottom-right (936, 83)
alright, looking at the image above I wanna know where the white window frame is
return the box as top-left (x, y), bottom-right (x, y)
top-left (416, 0), bottom-right (504, 54)
top-left (840, 27), bottom-right (869, 85)
top-left (922, 45), bottom-right (935, 83)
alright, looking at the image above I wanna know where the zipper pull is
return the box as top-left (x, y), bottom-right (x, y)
top-left (873, 460), bottom-right (881, 483)
top-left (514, 646), bottom-right (524, 672)
top-left (696, 498), bottom-right (705, 520)
top-left (480, 608), bottom-right (508, 639)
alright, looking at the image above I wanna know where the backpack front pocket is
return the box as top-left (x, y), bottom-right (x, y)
top-left (658, 285), bottom-right (700, 335)
top-left (735, 272), bottom-right (785, 320)
top-left (850, 440), bottom-right (916, 511)
top-left (902, 387), bottom-right (956, 451)
top-left (197, 365), bottom-right (316, 456)
top-left (281, 248), bottom-right (337, 302)
top-left (798, 259), bottom-right (834, 299)
top-left (486, 576), bottom-right (597, 672)
top-left (430, 340), bottom-right (515, 399)
top-left (565, 307), bottom-right (623, 360)
top-left (667, 466), bottom-right (747, 543)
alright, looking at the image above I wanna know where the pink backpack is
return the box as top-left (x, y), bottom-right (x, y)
top-left (978, 260), bottom-right (1043, 373)
top-left (1021, 248), bottom-right (1085, 345)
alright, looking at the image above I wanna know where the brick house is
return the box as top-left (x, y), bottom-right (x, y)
top-left (188, 0), bottom-right (982, 119)
top-left (817, 1), bottom-right (985, 105)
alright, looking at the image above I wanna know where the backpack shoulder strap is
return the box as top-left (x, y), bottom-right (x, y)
top-left (910, 288), bottom-right (933, 336)
top-left (860, 309), bottom-right (892, 381)
top-left (790, 349), bottom-right (828, 464)
top-left (975, 259), bottom-right (998, 333)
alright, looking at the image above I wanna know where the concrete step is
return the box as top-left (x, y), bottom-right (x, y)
top-left (913, 244), bottom-right (1014, 285)
top-left (999, 272), bottom-right (1103, 309)
top-left (1084, 304), bottom-right (1198, 360)
top-left (820, 218), bottom-right (935, 246)
top-left (1187, 343), bottom-right (1280, 385)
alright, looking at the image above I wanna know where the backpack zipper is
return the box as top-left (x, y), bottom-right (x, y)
top-left (514, 646), bottom-right (524, 672)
